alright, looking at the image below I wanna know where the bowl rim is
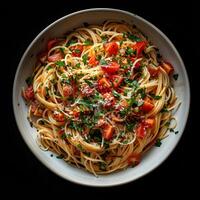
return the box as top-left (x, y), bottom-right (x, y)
top-left (13, 8), bottom-right (191, 187)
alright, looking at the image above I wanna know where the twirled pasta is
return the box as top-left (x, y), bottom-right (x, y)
top-left (22, 21), bottom-right (179, 176)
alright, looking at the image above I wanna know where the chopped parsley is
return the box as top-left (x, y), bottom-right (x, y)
top-left (60, 47), bottom-right (65, 54)
top-left (150, 93), bottom-right (162, 100)
top-left (161, 106), bottom-right (169, 113)
top-left (25, 76), bottom-right (33, 86)
top-left (82, 54), bottom-right (88, 65)
top-left (56, 155), bottom-right (64, 159)
top-left (61, 133), bottom-right (66, 139)
top-left (75, 49), bottom-right (81, 54)
top-left (100, 59), bottom-right (107, 65)
top-left (84, 39), bottom-right (93, 46)
top-left (66, 40), bottom-right (76, 47)
top-left (165, 121), bottom-right (171, 127)
top-left (112, 90), bottom-right (121, 98)
top-left (128, 34), bottom-right (142, 42)
top-left (78, 99), bottom-right (93, 109)
top-left (126, 122), bottom-right (136, 132)
top-left (173, 74), bottom-right (179, 81)
top-left (47, 65), bottom-right (53, 70)
top-left (84, 79), bottom-right (93, 86)
top-left (101, 36), bottom-right (108, 42)
top-left (76, 144), bottom-right (84, 151)
top-left (125, 79), bottom-right (139, 89)
top-left (56, 61), bottom-right (65, 67)
top-left (137, 88), bottom-right (146, 99)
top-left (99, 162), bottom-right (106, 171)
top-left (74, 63), bottom-right (81, 68)
top-left (126, 47), bottom-right (136, 56)
top-left (155, 139), bottom-right (162, 147)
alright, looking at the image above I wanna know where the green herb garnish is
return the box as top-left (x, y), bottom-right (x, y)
top-left (150, 93), bottom-right (162, 100)
top-left (173, 74), bottom-right (179, 81)
top-left (56, 61), bottom-right (65, 67)
top-left (56, 155), bottom-right (64, 159)
top-left (126, 47), bottom-right (136, 56)
top-left (128, 34), bottom-right (142, 42)
top-left (112, 90), bottom-right (121, 98)
top-left (100, 59), bottom-right (107, 65)
top-left (47, 65), bottom-right (53, 70)
top-left (84, 39), bottom-right (93, 46)
top-left (75, 63), bottom-right (81, 68)
top-left (25, 76), bottom-right (33, 86)
top-left (101, 36), bottom-right (107, 42)
top-left (161, 106), bottom-right (169, 113)
top-left (66, 40), bottom-right (76, 47)
top-left (84, 79), bottom-right (93, 86)
top-left (165, 121), bottom-right (171, 127)
top-left (155, 139), bottom-right (162, 147)
top-left (82, 54), bottom-right (88, 65)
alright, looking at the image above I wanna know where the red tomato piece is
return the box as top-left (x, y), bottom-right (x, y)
top-left (101, 62), bottom-right (120, 74)
top-left (53, 112), bottom-right (65, 122)
top-left (127, 153), bottom-right (141, 166)
top-left (103, 92), bottom-right (116, 109)
top-left (24, 85), bottom-right (34, 100)
top-left (102, 124), bottom-right (114, 140)
top-left (70, 45), bottom-right (83, 57)
top-left (88, 56), bottom-right (99, 66)
top-left (136, 123), bottom-right (146, 139)
top-left (48, 52), bottom-right (63, 62)
top-left (132, 41), bottom-right (147, 56)
top-left (98, 77), bottom-right (111, 93)
top-left (63, 85), bottom-right (73, 97)
top-left (104, 42), bottom-right (119, 56)
top-left (110, 75), bottom-right (123, 88)
top-left (47, 38), bottom-right (59, 51)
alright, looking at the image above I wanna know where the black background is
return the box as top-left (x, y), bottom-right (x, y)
top-left (1, 0), bottom-right (197, 197)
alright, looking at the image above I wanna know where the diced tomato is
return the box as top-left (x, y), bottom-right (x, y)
top-left (140, 98), bottom-right (154, 112)
top-left (53, 112), bottom-right (65, 122)
top-left (136, 123), bottom-right (146, 138)
top-left (103, 92), bottom-right (116, 109)
top-left (47, 38), bottom-right (59, 51)
top-left (88, 56), bottom-right (99, 66)
top-left (130, 57), bottom-right (141, 69)
top-left (102, 124), bottom-right (114, 140)
top-left (104, 42), bottom-right (119, 56)
top-left (132, 41), bottom-right (147, 56)
top-left (71, 80), bottom-right (78, 97)
top-left (143, 118), bottom-right (155, 128)
top-left (101, 62), bottom-right (120, 74)
top-left (148, 65), bottom-right (160, 77)
top-left (127, 153), bottom-right (141, 166)
top-left (73, 111), bottom-right (80, 118)
top-left (81, 85), bottom-right (94, 97)
top-left (63, 85), bottom-right (73, 97)
top-left (70, 45), bottom-right (83, 57)
top-left (97, 118), bottom-right (106, 127)
top-left (110, 75), bottom-right (123, 88)
top-left (58, 129), bottom-right (64, 135)
top-left (98, 77), bottom-right (111, 93)
top-left (48, 52), bottom-right (63, 62)
top-left (120, 99), bottom-right (129, 108)
top-left (162, 62), bottom-right (174, 75)
top-left (24, 85), bottom-right (34, 100)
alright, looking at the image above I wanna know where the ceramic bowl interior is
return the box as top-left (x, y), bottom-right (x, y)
top-left (13, 8), bottom-right (190, 187)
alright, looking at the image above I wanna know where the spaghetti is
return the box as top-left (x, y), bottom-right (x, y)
top-left (22, 21), bottom-right (179, 175)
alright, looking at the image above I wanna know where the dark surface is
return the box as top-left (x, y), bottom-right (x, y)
top-left (2, 0), bottom-right (196, 197)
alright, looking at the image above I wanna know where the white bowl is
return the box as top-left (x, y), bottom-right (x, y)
top-left (13, 8), bottom-right (190, 186)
